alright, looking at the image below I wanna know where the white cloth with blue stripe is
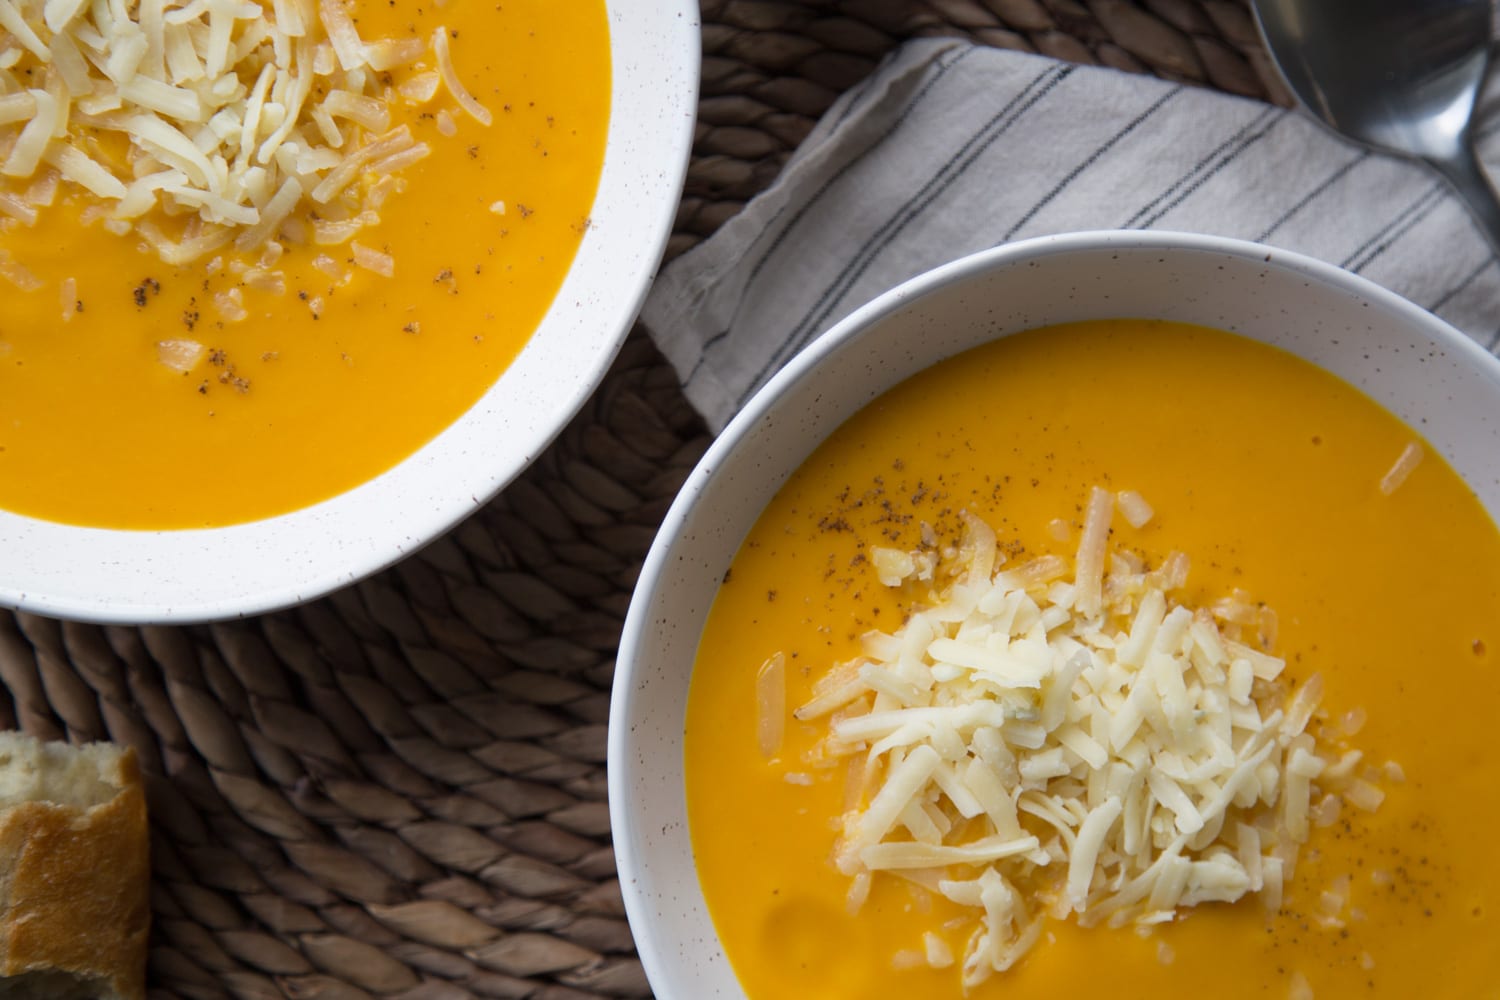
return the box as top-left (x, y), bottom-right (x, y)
top-left (641, 38), bottom-right (1500, 432)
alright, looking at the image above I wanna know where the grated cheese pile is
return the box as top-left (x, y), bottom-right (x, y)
top-left (789, 488), bottom-right (1384, 991)
top-left (0, 0), bottom-right (489, 271)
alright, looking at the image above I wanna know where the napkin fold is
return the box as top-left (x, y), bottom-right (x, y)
top-left (642, 39), bottom-right (1500, 433)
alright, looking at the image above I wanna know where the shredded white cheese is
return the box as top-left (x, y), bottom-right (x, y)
top-left (1116, 489), bottom-right (1154, 529)
top-left (57, 272), bottom-right (74, 318)
top-left (431, 25), bottom-right (490, 126)
top-left (1378, 442), bottom-right (1423, 496)
top-left (0, 246), bottom-right (41, 287)
top-left (756, 651), bottom-right (785, 760)
top-left (792, 494), bottom-right (1384, 989)
top-left (0, 0), bottom-right (491, 277)
top-left (349, 239), bottom-right (392, 277)
top-left (155, 336), bottom-right (204, 371)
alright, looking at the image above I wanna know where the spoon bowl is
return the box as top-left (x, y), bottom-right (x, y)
top-left (1252, 0), bottom-right (1500, 253)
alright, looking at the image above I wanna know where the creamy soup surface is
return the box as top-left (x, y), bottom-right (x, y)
top-left (685, 320), bottom-right (1500, 999)
top-left (0, 0), bottom-right (609, 528)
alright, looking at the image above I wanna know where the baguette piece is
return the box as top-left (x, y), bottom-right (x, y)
top-left (0, 732), bottom-right (148, 1000)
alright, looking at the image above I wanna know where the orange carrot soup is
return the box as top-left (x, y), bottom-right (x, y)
top-left (685, 320), bottom-right (1500, 999)
top-left (0, 0), bottom-right (609, 528)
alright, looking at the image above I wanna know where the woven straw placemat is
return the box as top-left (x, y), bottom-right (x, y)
top-left (0, 3), bottom-right (1282, 998)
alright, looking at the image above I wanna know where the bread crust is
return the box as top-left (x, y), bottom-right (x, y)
top-left (0, 747), bottom-right (148, 1000)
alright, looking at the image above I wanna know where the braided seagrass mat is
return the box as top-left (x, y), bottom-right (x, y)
top-left (0, 3), bottom-right (1289, 998)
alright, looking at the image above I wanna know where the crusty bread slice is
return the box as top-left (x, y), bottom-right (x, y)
top-left (0, 732), bottom-right (148, 1000)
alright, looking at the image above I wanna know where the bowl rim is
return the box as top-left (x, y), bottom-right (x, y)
top-left (607, 228), bottom-right (1500, 997)
top-left (0, 0), bottom-right (701, 625)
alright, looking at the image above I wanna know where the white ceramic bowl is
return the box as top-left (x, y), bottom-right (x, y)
top-left (607, 230), bottom-right (1500, 998)
top-left (0, 1), bottom-right (699, 624)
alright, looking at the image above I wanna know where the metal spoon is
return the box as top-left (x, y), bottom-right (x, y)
top-left (1251, 0), bottom-right (1500, 256)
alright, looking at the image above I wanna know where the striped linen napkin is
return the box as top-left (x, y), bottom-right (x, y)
top-left (641, 38), bottom-right (1500, 432)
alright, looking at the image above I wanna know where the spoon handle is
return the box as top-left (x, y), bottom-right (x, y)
top-left (1429, 140), bottom-right (1500, 259)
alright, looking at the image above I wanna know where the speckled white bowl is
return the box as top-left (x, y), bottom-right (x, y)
top-left (607, 230), bottom-right (1500, 998)
top-left (0, 1), bottom-right (699, 624)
